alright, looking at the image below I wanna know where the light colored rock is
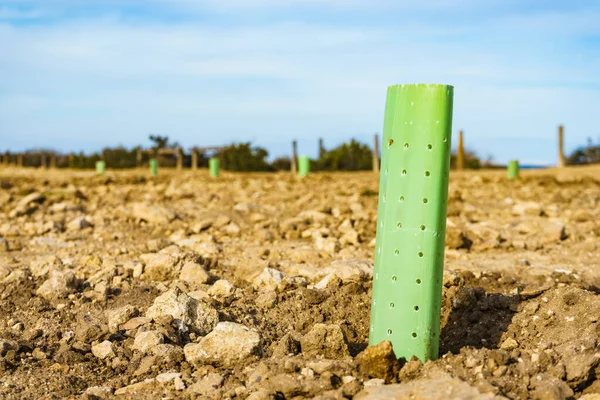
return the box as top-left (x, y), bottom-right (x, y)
top-left (184, 322), bottom-right (260, 366)
top-left (214, 215), bottom-right (232, 227)
top-left (29, 255), bottom-right (63, 278)
top-left (145, 287), bottom-right (219, 335)
top-left (130, 262), bottom-right (144, 278)
top-left (364, 379), bottom-right (385, 387)
top-left (174, 376), bottom-right (186, 390)
top-left (255, 292), bottom-right (278, 309)
top-left (314, 236), bottom-right (340, 253)
top-left (106, 305), bottom-right (139, 332)
top-left (512, 201), bottom-right (543, 217)
top-left (320, 260), bottom-right (373, 283)
top-left (188, 241), bottom-right (221, 257)
top-left (92, 340), bottom-right (115, 360)
top-left (188, 372), bottom-right (225, 395)
top-left (300, 323), bottom-right (349, 359)
top-left (84, 386), bottom-right (113, 399)
top-left (247, 389), bottom-right (271, 400)
top-left (66, 216), bottom-right (93, 231)
top-left (36, 270), bottom-right (77, 301)
top-left (140, 253), bottom-right (179, 281)
top-left (252, 268), bottom-right (284, 292)
top-left (179, 262), bottom-right (210, 284)
top-left (190, 219), bottom-right (214, 233)
top-left (539, 219), bottom-right (567, 245)
top-left (151, 344), bottom-right (184, 363)
top-left (133, 331), bottom-right (164, 354)
top-left (572, 209), bottom-right (593, 222)
top-left (234, 202), bottom-right (256, 213)
top-left (340, 229), bottom-right (360, 246)
top-left (146, 238), bottom-right (172, 252)
top-left (10, 192), bottom-right (44, 217)
top-left (114, 379), bottom-right (156, 395)
top-left (208, 279), bottom-right (236, 298)
top-left (354, 374), bottom-right (505, 399)
top-left (500, 337), bottom-right (518, 351)
top-left (156, 372), bottom-right (181, 383)
top-left (188, 290), bottom-right (210, 301)
top-left (314, 274), bottom-right (342, 290)
top-left (298, 210), bottom-right (328, 222)
top-left (223, 222), bottom-right (241, 236)
top-left (131, 202), bottom-right (176, 224)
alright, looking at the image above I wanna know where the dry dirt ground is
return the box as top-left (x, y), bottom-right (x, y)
top-left (0, 166), bottom-right (598, 400)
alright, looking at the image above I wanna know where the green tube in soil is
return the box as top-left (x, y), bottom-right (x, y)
top-left (209, 157), bottom-right (220, 178)
top-left (298, 155), bottom-right (310, 177)
top-left (369, 84), bottom-right (454, 362)
top-left (96, 161), bottom-right (106, 175)
top-left (150, 158), bottom-right (158, 177)
top-left (507, 160), bottom-right (519, 179)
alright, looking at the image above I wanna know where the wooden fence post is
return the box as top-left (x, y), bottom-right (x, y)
top-left (558, 125), bottom-right (565, 167)
top-left (191, 150), bottom-right (198, 170)
top-left (372, 133), bottom-right (380, 173)
top-left (457, 130), bottom-right (465, 170)
top-left (291, 140), bottom-right (298, 174)
top-left (176, 148), bottom-right (183, 170)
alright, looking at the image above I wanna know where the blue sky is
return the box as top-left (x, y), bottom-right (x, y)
top-left (1, 0), bottom-right (599, 165)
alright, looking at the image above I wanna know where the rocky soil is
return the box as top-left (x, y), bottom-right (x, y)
top-left (0, 166), bottom-right (598, 399)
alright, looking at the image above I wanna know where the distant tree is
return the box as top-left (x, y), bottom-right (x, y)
top-left (101, 146), bottom-right (139, 169)
top-left (567, 137), bottom-right (600, 165)
top-left (271, 157), bottom-right (292, 171)
top-left (149, 135), bottom-right (170, 150)
top-left (148, 135), bottom-right (180, 150)
top-left (217, 142), bottom-right (273, 172)
top-left (314, 139), bottom-right (372, 171)
top-left (450, 149), bottom-right (482, 169)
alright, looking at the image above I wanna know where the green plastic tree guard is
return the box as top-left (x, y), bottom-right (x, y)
top-left (150, 158), bottom-right (158, 177)
top-left (209, 157), bottom-right (220, 178)
top-left (507, 160), bottom-right (519, 179)
top-left (369, 84), bottom-right (454, 362)
top-left (298, 155), bottom-right (310, 177)
top-left (96, 161), bottom-right (106, 175)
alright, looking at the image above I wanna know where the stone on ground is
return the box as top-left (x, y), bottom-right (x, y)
top-left (106, 305), bottom-right (139, 332)
top-left (300, 324), bottom-right (350, 359)
top-left (133, 331), bottom-right (164, 354)
top-left (139, 253), bottom-right (179, 281)
top-left (252, 268), bottom-right (285, 291)
top-left (92, 340), bottom-right (115, 360)
top-left (355, 340), bottom-right (400, 382)
top-left (130, 202), bottom-right (176, 224)
top-left (184, 322), bottom-right (260, 366)
top-left (145, 287), bottom-right (219, 335)
top-left (179, 261), bottom-right (210, 284)
top-left (36, 270), bottom-right (77, 301)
